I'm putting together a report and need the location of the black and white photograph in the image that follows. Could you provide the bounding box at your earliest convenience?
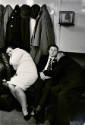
[59,11,75,25]
[0,0,85,125]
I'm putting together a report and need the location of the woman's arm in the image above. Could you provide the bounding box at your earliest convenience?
[10,49,23,66]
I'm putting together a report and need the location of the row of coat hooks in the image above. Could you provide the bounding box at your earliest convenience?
[0,3,55,19]
[0,3,55,53]
[0,4,43,19]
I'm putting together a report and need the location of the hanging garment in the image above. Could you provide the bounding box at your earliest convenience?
[0,4,5,49]
[30,4,55,64]
[5,5,21,48]
[30,4,40,43]
[20,4,30,52]
[4,5,13,38]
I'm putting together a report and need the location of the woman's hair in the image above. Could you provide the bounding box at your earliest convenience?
[5,45,17,52]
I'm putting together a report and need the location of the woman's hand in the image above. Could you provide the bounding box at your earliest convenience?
[2,79,9,87]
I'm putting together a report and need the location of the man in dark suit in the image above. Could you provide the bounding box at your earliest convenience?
[32,44,62,122]
[30,45,85,125]
[34,49,85,124]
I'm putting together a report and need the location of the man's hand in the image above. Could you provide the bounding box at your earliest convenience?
[40,72,46,80]
[40,72,51,80]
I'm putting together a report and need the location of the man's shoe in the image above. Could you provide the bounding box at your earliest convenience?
[34,109,45,123]
[24,113,31,120]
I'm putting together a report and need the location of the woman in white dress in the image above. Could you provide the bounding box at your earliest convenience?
[5,47,38,120]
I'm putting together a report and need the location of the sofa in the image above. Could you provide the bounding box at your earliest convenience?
[0,52,19,111]
[0,51,85,125]
[45,52,85,125]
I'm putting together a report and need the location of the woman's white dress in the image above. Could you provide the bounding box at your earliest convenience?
[8,48,38,91]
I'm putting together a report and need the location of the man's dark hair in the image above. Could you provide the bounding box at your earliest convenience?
[48,44,58,51]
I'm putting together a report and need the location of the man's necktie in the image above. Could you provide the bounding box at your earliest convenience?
[47,58,52,70]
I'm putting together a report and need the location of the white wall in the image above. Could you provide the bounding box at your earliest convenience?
[0,0,34,8]
[34,0,57,9]
[0,0,57,9]
[57,0,85,53]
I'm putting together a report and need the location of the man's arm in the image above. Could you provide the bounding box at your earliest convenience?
[43,56,67,77]
[37,55,48,72]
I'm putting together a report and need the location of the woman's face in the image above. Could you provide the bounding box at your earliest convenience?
[6,47,13,57]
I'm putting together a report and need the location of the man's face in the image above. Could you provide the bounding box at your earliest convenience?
[49,46,58,57]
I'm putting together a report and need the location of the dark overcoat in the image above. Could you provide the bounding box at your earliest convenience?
[20,4,30,52]
[0,5,5,49]
[5,5,21,48]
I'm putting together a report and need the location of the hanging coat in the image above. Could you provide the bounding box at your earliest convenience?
[5,5,21,48]
[20,4,30,52]
[30,4,55,64]
[0,4,5,49]
[4,5,13,38]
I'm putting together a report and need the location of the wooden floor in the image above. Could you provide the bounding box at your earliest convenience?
[0,110,50,125]
[1,110,84,125]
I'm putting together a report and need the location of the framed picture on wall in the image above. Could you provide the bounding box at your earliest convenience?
[59,11,75,26]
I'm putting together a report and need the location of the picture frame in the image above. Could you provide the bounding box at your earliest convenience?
[59,11,75,26]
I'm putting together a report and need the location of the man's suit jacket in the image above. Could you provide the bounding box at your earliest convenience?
[43,54,85,90]
[37,55,57,75]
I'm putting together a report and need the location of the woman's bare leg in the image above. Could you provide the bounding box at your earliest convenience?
[14,86,28,116]
[8,84,16,97]
[9,85,28,116]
